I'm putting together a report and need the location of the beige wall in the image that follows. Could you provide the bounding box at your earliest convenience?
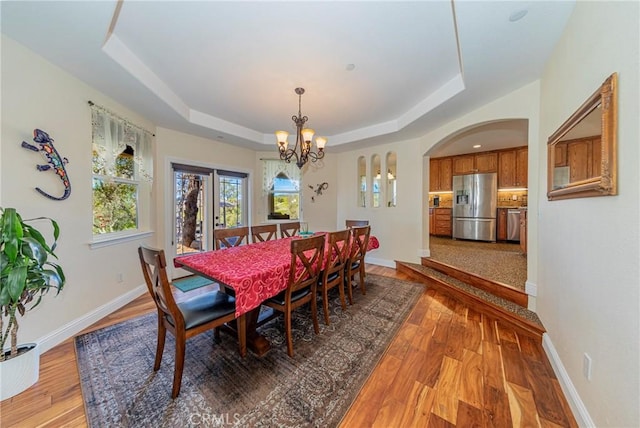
[538,1,639,426]
[0,35,155,347]
[336,138,424,266]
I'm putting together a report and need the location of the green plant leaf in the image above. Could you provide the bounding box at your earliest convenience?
[22,236,48,266]
[7,265,27,301]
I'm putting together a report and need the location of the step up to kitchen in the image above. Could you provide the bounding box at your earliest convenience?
[396,261,545,339]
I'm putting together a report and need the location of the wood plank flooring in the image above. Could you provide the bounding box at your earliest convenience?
[0,266,577,427]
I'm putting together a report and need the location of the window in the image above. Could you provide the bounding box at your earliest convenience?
[91,105,153,237]
[263,160,301,220]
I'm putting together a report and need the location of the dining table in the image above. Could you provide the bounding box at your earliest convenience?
[173,232,380,356]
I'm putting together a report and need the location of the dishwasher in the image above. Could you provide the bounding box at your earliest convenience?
[507,209,521,241]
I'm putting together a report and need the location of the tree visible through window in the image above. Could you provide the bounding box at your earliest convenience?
[91,104,153,236]
[269,173,299,220]
[92,145,138,233]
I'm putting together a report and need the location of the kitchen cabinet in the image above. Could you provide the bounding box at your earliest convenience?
[452,152,497,175]
[567,136,601,183]
[498,147,528,188]
[429,208,435,234]
[429,157,452,191]
[429,208,452,237]
[452,155,475,175]
[519,209,527,255]
[554,142,567,167]
[475,152,498,173]
[497,208,508,241]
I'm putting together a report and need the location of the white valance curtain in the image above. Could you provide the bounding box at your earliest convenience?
[262,159,301,194]
[90,103,154,182]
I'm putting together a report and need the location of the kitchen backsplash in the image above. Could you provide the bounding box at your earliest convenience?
[428,190,527,208]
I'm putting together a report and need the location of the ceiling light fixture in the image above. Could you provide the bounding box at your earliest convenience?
[275,87,326,168]
[473,144,482,148]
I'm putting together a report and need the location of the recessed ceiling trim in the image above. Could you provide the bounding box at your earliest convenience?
[190,109,263,143]
[102,33,190,120]
[397,73,465,129]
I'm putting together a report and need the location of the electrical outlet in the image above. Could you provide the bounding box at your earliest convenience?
[117,273,124,283]
[583,353,592,380]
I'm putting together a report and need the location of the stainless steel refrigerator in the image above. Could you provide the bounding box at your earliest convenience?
[452,173,497,242]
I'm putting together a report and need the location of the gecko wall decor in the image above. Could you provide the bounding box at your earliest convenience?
[308,182,328,202]
[21,129,71,201]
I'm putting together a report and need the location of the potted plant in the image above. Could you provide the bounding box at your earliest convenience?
[0,207,65,400]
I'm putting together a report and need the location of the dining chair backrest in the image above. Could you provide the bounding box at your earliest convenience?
[346,219,369,228]
[288,234,325,294]
[251,224,278,243]
[138,245,181,326]
[138,245,241,398]
[214,226,249,249]
[349,225,371,262]
[280,221,301,238]
[323,229,352,281]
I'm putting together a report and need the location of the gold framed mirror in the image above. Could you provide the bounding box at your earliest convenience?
[547,73,617,200]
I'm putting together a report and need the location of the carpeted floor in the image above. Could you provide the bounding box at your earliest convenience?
[429,236,527,290]
[75,274,423,427]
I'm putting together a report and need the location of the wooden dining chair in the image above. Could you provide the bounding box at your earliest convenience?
[214,226,249,249]
[251,224,278,243]
[263,234,324,357]
[345,225,371,304]
[138,245,246,398]
[318,229,351,325]
[345,219,369,228]
[280,221,301,238]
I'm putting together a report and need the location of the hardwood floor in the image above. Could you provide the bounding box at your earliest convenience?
[0,266,577,427]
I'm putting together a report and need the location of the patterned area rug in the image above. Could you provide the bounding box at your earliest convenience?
[75,274,423,427]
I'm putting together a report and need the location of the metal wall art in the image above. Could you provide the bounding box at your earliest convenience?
[21,129,71,201]
[309,182,328,202]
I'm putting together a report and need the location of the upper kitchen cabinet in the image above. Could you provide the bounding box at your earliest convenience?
[452,152,497,175]
[498,147,528,188]
[429,157,452,191]
[452,155,475,175]
[475,152,498,173]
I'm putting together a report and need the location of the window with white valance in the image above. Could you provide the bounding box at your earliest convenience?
[262,160,301,220]
[91,103,154,237]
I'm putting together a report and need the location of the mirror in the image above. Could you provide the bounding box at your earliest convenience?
[547,73,617,200]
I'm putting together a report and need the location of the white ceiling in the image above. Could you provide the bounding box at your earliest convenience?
[1,1,575,155]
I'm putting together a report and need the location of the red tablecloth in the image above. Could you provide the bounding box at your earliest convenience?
[174,234,379,317]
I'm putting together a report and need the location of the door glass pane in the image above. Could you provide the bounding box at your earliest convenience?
[218,173,247,228]
[174,171,207,255]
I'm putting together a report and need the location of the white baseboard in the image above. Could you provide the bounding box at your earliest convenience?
[525,280,537,296]
[37,284,147,354]
[542,333,595,427]
[365,256,395,268]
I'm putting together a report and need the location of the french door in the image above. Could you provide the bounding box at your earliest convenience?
[172,163,248,259]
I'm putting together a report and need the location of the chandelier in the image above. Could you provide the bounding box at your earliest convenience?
[275,87,326,168]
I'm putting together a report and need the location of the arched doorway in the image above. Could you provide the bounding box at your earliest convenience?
[424,119,529,292]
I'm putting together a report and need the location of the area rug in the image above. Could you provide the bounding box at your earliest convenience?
[75,274,423,427]
[172,275,214,293]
